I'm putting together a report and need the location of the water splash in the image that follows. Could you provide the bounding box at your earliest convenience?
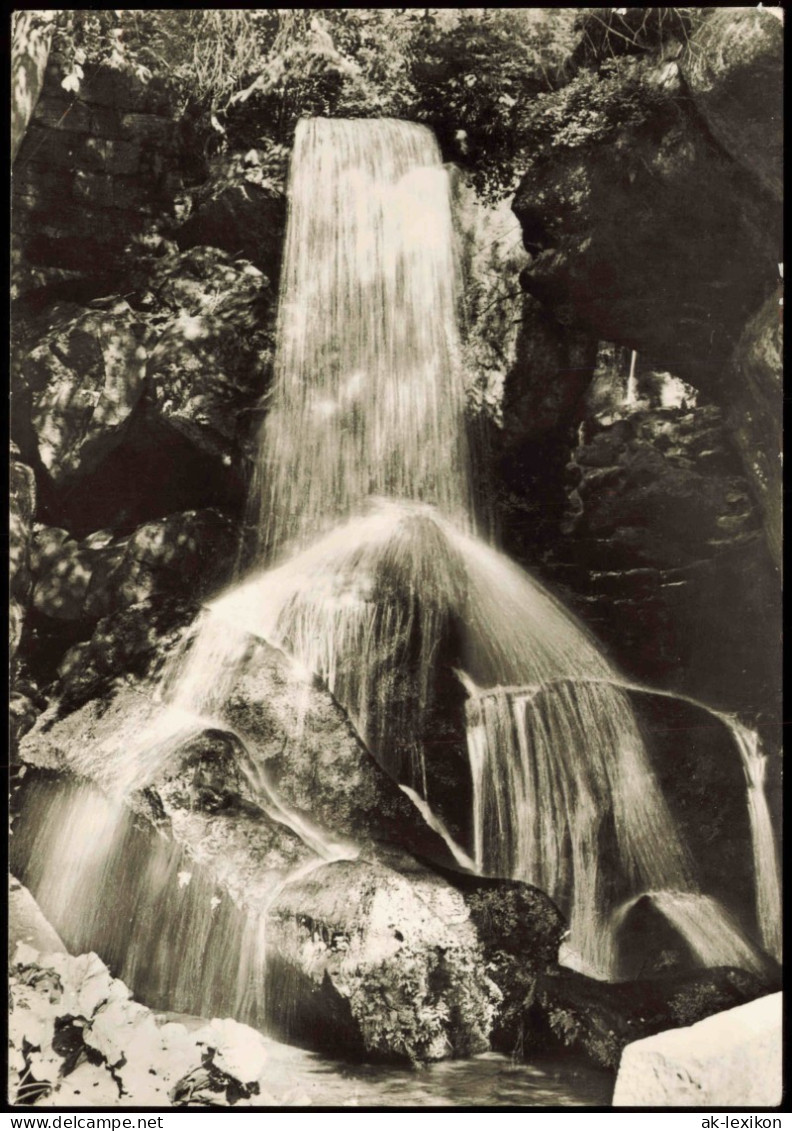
[611,890,771,980]
[158,485,780,978]
[10,777,277,1026]
[11,775,352,1029]
[399,785,477,874]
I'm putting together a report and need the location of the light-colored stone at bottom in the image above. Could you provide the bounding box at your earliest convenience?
[613,992,782,1107]
[8,875,66,958]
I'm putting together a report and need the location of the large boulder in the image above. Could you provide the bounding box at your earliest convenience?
[680,8,783,201]
[216,637,465,863]
[266,857,499,1063]
[16,690,500,1064]
[613,991,782,1107]
[19,646,459,871]
[432,871,566,1053]
[527,965,776,1072]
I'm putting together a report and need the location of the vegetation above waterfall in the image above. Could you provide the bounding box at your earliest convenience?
[42,8,702,200]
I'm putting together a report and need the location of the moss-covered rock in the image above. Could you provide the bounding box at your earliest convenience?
[266,857,499,1065]
[30,510,235,629]
[435,871,566,1054]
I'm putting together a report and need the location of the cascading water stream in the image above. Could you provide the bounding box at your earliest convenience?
[11,776,273,1027]
[253,117,474,560]
[461,674,781,965]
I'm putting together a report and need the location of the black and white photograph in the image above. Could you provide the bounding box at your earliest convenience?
[8,7,783,1113]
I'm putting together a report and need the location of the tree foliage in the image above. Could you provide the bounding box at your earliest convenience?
[48,9,699,200]
[49,9,580,200]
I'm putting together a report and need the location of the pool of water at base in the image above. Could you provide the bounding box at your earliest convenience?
[186,1026,614,1108]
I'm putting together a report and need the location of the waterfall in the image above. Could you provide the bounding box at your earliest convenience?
[463,680,695,977]
[253,118,474,560]
[11,769,350,1028]
[725,720,782,961]
[16,117,780,1010]
[624,349,638,406]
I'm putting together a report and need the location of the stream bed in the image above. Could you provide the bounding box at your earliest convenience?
[175,1027,615,1108]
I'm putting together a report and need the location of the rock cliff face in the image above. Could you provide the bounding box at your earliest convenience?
[503,8,782,721]
[509,7,782,572]
[12,53,179,306]
[12,247,275,538]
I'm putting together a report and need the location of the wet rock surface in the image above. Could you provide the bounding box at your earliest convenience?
[266,858,499,1064]
[222,635,467,867]
[10,14,781,1088]
[526,965,777,1072]
[17,690,499,1064]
